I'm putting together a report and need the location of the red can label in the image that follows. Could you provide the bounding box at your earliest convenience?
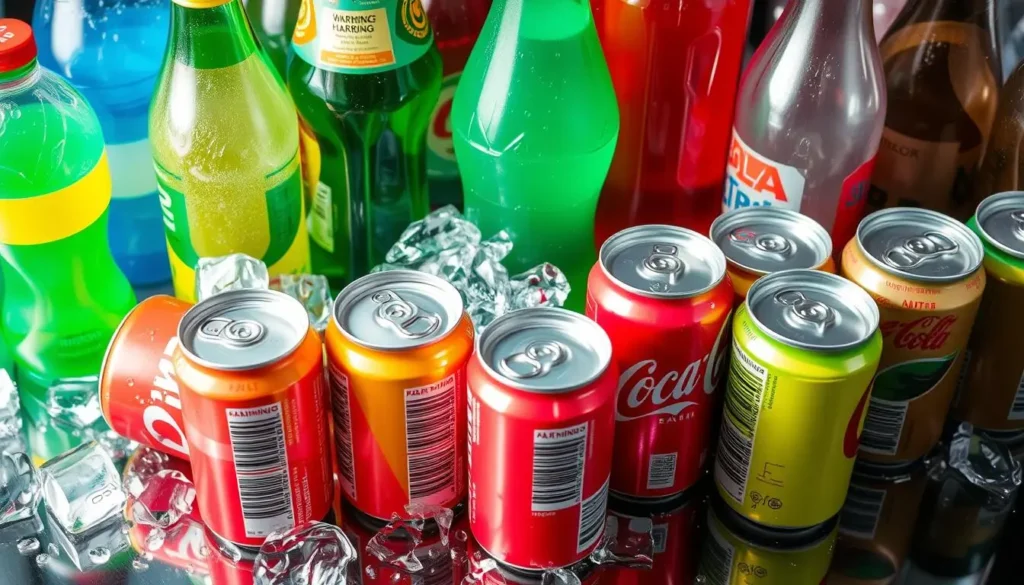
[831,157,875,256]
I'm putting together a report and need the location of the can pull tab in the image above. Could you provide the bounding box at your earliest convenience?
[640,243,683,292]
[729,229,793,260]
[1011,210,1024,242]
[885,231,959,269]
[372,289,440,339]
[499,340,570,380]
[775,290,836,335]
[197,316,266,347]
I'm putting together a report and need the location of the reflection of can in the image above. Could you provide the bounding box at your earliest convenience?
[326,270,474,521]
[955,192,1024,431]
[100,295,192,459]
[467,537,600,585]
[714,270,882,529]
[825,459,927,585]
[587,225,733,500]
[697,495,838,585]
[468,308,616,570]
[841,208,985,463]
[606,491,702,585]
[710,207,835,300]
[175,289,333,548]
[204,528,256,585]
[975,428,1024,464]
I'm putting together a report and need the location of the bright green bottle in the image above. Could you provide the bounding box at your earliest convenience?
[0,20,137,401]
[451,0,619,312]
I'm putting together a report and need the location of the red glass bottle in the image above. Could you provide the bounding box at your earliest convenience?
[593,0,753,245]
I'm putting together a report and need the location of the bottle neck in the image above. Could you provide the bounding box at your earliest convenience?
[167,0,259,70]
[0,61,40,94]
[780,0,873,35]
[899,0,995,27]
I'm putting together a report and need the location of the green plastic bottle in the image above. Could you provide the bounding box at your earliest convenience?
[451,0,619,312]
[0,19,137,401]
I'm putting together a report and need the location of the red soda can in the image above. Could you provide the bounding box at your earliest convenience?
[174,289,333,548]
[467,538,602,585]
[468,307,617,570]
[586,225,733,500]
[605,492,702,585]
[100,295,192,459]
[205,528,257,585]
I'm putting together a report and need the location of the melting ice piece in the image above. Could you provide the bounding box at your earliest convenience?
[589,516,654,570]
[366,504,456,575]
[130,469,196,530]
[46,508,129,572]
[0,451,42,540]
[46,376,103,429]
[253,521,356,585]
[0,370,22,444]
[271,274,333,334]
[464,551,505,585]
[541,568,583,585]
[195,253,270,301]
[509,263,570,311]
[384,205,482,270]
[123,448,171,499]
[41,441,126,534]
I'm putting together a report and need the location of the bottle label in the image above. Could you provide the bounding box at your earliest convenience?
[291,0,433,75]
[722,130,806,212]
[832,157,875,253]
[107,139,159,200]
[867,128,968,212]
[0,152,112,246]
[308,181,335,253]
[427,72,460,180]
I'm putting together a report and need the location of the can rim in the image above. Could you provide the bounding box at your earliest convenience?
[599,224,726,299]
[856,208,984,283]
[98,301,137,430]
[475,307,612,393]
[974,191,1024,261]
[709,207,833,275]
[708,493,838,550]
[331,269,465,352]
[851,457,924,482]
[177,289,309,371]
[470,539,597,582]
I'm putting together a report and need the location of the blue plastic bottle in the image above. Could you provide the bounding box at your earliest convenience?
[33,0,171,287]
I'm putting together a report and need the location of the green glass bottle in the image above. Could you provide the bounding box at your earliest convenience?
[451,0,619,312]
[243,0,302,78]
[288,0,442,288]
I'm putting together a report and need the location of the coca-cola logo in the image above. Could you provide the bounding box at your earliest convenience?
[879,315,956,351]
[616,311,732,422]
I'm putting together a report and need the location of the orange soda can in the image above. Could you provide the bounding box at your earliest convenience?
[710,207,835,301]
[174,289,333,548]
[325,270,474,522]
[841,208,986,463]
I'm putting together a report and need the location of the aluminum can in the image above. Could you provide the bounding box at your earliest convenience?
[954,192,1024,431]
[204,528,257,585]
[326,270,474,521]
[467,537,601,585]
[975,427,1024,465]
[586,225,733,500]
[710,207,836,300]
[825,459,928,585]
[174,289,333,548]
[605,491,701,585]
[714,270,882,528]
[841,208,986,462]
[100,294,192,459]
[468,307,616,570]
[697,495,839,585]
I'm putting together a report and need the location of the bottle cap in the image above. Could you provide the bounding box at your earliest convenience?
[0,19,37,74]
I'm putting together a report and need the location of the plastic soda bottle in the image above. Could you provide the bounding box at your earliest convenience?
[724,0,886,254]
[288,0,442,288]
[33,0,172,288]
[0,19,137,398]
[593,0,752,244]
[451,0,619,312]
[151,0,310,302]
[243,0,301,78]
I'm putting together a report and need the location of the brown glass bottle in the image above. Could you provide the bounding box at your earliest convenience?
[973,60,1024,199]
[867,0,1001,220]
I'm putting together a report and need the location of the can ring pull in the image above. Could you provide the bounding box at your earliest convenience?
[372,289,440,339]
[774,290,835,334]
[1011,210,1024,241]
[499,340,570,380]
[884,231,958,269]
[641,244,683,290]
[729,229,793,260]
[197,316,266,347]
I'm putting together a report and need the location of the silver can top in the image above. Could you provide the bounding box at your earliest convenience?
[856,208,983,283]
[333,270,464,351]
[710,208,832,275]
[477,308,612,393]
[599,224,726,299]
[178,289,310,371]
[746,270,879,352]
[975,191,1024,261]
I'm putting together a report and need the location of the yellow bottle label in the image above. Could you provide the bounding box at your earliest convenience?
[0,152,112,245]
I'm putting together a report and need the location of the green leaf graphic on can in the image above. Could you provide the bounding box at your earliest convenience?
[871,351,958,401]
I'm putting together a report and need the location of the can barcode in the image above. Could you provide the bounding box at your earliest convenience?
[859,397,908,455]
[405,375,458,504]
[698,520,735,585]
[226,403,295,537]
[531,423,587,512]
[839,483,886,539]
[330,366,357,499]
[577,478,609,553]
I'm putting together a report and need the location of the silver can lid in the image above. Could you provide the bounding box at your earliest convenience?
[746,270,879,352]
[477,308,612,393]
[710,208,832,275]
[975,191,1024,260]
[599,224,726,299]
[856,208,983,283]
[178,289,310,371]
[333,270,464,351]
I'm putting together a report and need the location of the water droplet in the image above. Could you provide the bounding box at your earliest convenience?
[89,547,111,565]
[35,554,49,566]
[17,538,39,555]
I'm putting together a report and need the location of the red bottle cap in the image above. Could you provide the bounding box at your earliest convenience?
[0,19,37,74]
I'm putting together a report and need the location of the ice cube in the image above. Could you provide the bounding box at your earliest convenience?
[541,568,583,585]
[41,441,126,534]
[0,370,22,443]
[46,508,129,572]
[195,254,270,301]
[367,504,457,576]
[509,263,570,310]
[46,376,103,429]
[253,521,356,585]
[464,551,505,585]
[0,451,42,540]
[385,205,482,269]
[122,448,171,499]
[130,469,195,530]
[588,516,654,570]
[271,274,333,334]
